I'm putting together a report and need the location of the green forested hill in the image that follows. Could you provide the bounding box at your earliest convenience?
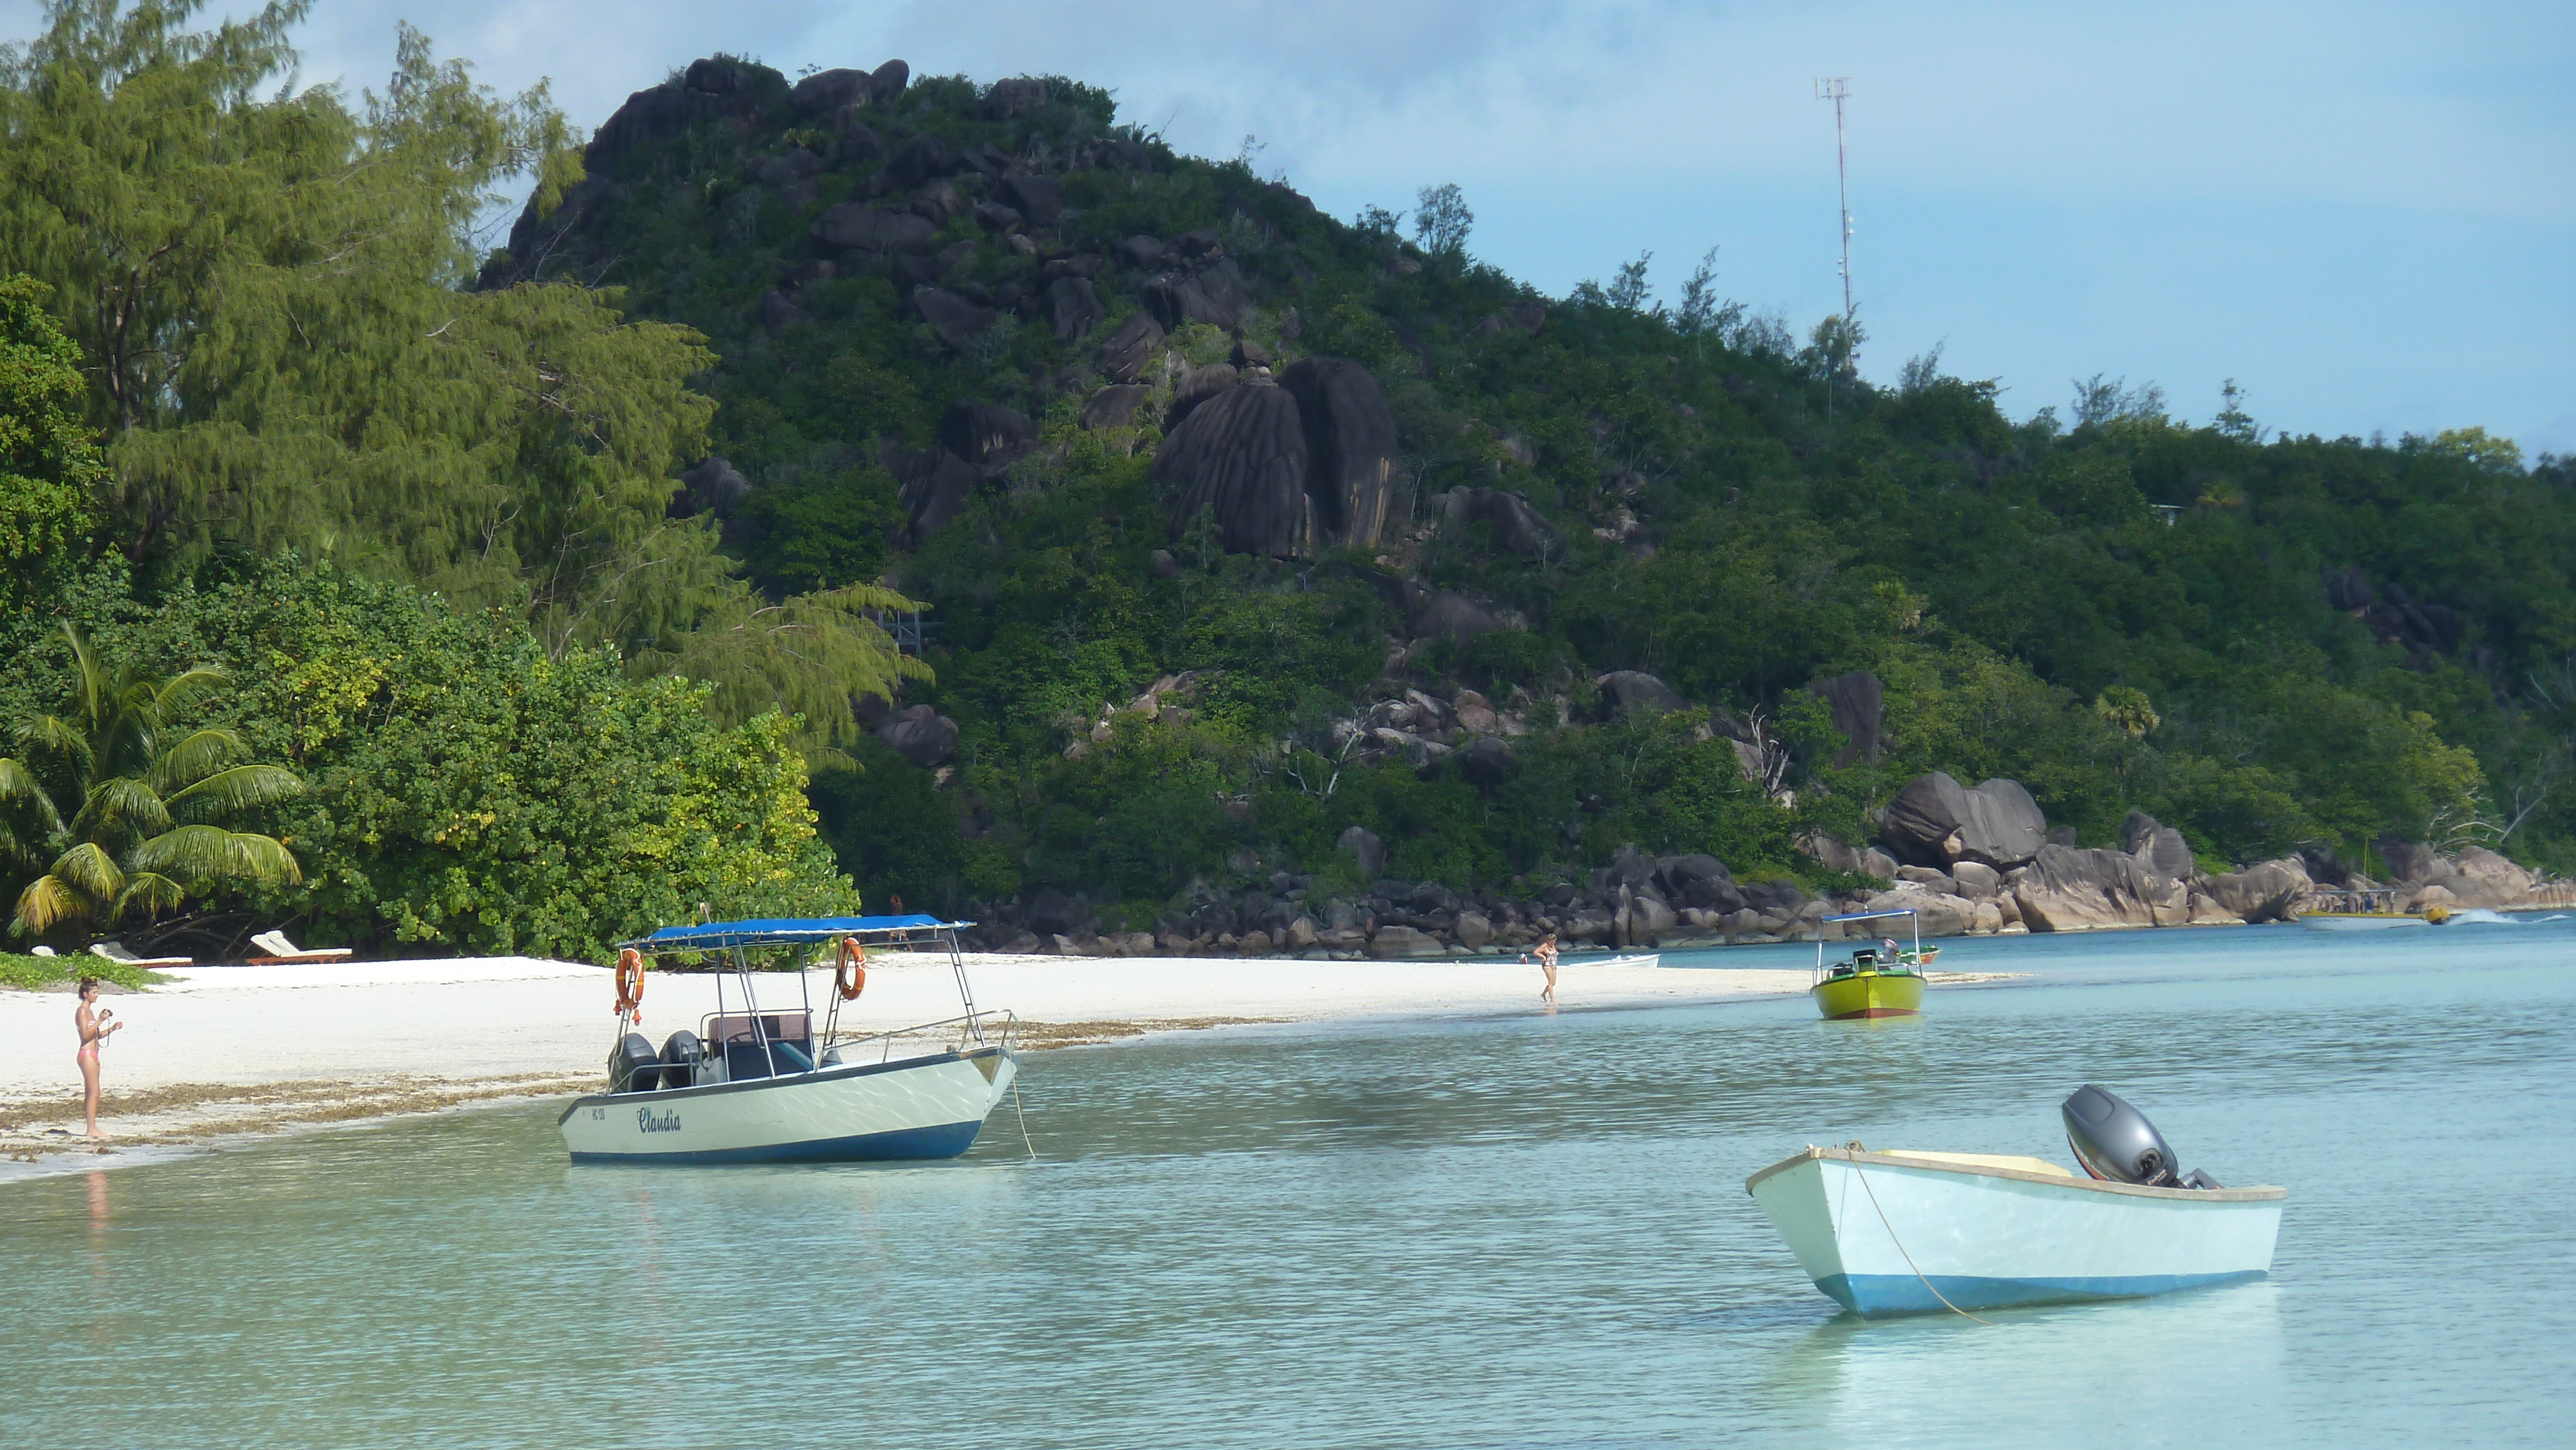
[2,7,2569,956]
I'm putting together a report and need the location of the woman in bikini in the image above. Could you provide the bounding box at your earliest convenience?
[75,979,124,1139]
[1535,934,1560,1004]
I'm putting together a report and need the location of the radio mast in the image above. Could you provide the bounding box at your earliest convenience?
[1814,77,1853,321]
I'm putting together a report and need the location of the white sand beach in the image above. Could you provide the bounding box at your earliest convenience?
[1,950,1820,1162]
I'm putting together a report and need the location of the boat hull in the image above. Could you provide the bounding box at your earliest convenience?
[2298,913,2429,931]
[1812,970,1924,1019]
[558,1044,1016,1164]
[1747,1147,2283,1317]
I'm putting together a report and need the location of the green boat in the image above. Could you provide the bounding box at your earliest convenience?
[1812,908,1931,1020]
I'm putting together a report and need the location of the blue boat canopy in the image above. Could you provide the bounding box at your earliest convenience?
[623,915,974,952]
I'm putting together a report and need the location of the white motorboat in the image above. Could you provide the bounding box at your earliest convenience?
[1747,1087,2284,1317]
[558,916,1018,1165]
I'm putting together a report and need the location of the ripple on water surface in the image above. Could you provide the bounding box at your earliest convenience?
[3,922,2573,1449]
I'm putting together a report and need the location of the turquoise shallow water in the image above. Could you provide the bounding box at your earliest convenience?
[5,922,2573,1448]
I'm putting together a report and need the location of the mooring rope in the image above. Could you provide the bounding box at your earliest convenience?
[1849,1154,1994,1326]
[1010,1074,1036,1161]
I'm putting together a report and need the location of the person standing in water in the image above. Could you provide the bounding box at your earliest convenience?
[74,979,124,1139]
[1535,934,1560,1004]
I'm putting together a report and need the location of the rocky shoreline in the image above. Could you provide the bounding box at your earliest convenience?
[960,765,2571,960]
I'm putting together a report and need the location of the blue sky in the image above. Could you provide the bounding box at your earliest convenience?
[17,1,2571,453]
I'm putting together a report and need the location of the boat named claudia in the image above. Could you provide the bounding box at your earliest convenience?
[558,915,1018,1165]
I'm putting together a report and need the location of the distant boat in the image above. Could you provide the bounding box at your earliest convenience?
[1747,1087,2284,1317]
[1810,908,1928,1019]
[2298,888,2448,930]
[558,916,1018,1165]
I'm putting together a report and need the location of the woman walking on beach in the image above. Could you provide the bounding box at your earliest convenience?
[74,979,123,1139]
[1535,934,1560,1004]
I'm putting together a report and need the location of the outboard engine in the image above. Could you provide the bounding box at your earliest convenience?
[609,1032,659,1093]
[658,1030,705,1091]
[2062,1084,2186,1186]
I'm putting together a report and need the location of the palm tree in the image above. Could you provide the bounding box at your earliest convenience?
[1,625,304,939]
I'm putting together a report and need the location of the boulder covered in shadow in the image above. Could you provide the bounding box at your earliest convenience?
[1144,257,1251,330]
[1095,312,1164,384]
[938,400,1037,471]
[1151,382,1311,556]
[1338,825,1387,878]
[1046,276,1103,343]
[1413,590,1501,640]
[1595,670,1686,718]
[1455,737,1520,790]
[1278,357,1396,552]
[1441,487,1562,560]
[677,456,752,519]
[998,172,1063,224]
[814,204,937,253]
[875,703,958,768]
[878,442,978,549]
[912,287,999,352]
[1079,384,1150,432]
[1880,772,2048,871]
[1808,670,1884,767]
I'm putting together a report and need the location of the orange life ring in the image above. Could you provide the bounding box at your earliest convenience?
[834,936,867,1001]
[614,947,646,1016]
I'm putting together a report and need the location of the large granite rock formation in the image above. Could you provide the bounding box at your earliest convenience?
[1880,773,2048,870]
[1151,357,1397,558]
[1278,357,1397,552]
[2121,809,2198,879]
[2007,845,2190,931]
[2203,857,2313,922]
[1153,382,1311,556]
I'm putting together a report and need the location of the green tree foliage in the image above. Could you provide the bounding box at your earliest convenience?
[3,624,303,937]
[15,558,859,957]
[0,274,98,616]
[4,26,2566,943]
[0,3,920,751]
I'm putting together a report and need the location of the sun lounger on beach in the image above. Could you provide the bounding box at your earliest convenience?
[251,930,354,963]
[90,941,194,968]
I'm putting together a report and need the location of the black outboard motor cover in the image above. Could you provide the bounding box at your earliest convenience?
[2062,1084,2181,1186]
[658,1030,705,1091]
[610,1032,659,1093]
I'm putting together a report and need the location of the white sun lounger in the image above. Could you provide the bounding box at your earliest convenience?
[251,930,355,963]
[89,941,194,968]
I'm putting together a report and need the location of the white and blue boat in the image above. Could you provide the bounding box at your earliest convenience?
[558,916,1018,1165]
[1746,1088,2284,1317]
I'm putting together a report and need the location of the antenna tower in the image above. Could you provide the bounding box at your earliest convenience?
[1814,77,1853,321]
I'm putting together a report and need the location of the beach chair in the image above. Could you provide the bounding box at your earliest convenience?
[90,940,194,968]
[251,930,354,963]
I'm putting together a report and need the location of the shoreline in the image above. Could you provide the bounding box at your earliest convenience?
[1,949,1820,1174]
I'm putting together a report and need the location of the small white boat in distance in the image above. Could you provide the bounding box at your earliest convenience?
[1747,1147,2283,1316]
[1747,1088,2283,1317]
[559,916,1018,1165]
